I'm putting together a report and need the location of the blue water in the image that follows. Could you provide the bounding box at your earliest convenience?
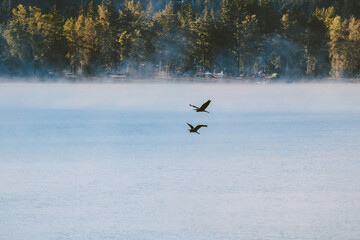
[0,83,360,239]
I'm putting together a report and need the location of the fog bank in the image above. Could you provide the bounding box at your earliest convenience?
[0,82,359,112]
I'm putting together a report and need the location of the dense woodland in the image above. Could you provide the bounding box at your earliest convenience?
[0,0,360,79]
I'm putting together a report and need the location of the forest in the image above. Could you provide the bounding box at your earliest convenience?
[0,0,360,79]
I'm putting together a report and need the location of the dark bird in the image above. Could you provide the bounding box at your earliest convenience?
[187,123,207,134]
[189,100,211,113]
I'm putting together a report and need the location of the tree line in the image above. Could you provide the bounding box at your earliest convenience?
[0,0,360,79]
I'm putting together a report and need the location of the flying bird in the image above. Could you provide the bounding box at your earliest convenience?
[187,123,207,134]
[189,100,211,113]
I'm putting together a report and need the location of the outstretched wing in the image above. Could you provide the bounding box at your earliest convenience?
[189,104,199,110]
[194,124,207,131]
[199,100,211,111]
[186,122,194,129]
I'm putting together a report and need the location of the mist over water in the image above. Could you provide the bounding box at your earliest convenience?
[0,82,360,112]
[1,82,360,240]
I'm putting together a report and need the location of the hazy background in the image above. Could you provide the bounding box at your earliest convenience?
[0,82,359,112]
[0,82,359,240]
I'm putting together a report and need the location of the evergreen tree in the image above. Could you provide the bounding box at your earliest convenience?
[118,0,151,72]
[329,16,348,78]
[177,3,196,72]
[257,0,278,34]
[302,6,336,77]
[63,17,79,73]
[153,2,183,74]
[64,11,100,75]
[191,7,216,71]
[4,4,66,74]
[347,17,360,75]
[3,5,32,62]
[279,5,308,78]
[236,15,261,76]
[87,0,97,20]
[79,0,86,16]
[40,5,67,71]
[313,6,335,29]
[213,0,236,74]
[98,0,119,71]
[305,15,330,77]
[145,0,154,18]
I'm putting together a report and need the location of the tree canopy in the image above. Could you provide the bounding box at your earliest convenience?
[1,0,360,79]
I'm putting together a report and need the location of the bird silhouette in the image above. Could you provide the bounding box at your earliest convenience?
[187,123,207,134]
[189,100,211,113]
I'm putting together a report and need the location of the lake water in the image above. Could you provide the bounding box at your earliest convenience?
[0,82,360,239]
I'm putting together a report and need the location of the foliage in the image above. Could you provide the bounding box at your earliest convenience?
[329,16,348,78]
[1,0,360,79]
[118,0,151,73]
[3,4,66,74]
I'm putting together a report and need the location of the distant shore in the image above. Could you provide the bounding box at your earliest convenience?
[1,76,360,84]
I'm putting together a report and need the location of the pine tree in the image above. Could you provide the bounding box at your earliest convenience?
[279,5,308,78]
[153,2,183,74]
[3,4,31,61]
[65,11,100,75]
[304,6,336,77]
[4,4,67,74]
[313,7,335,29]
[305,15,330,77]
[98,0,119,71]
[79,0,86,16]
[119,0,150,72]
[213,0,236,74]
[235,15,261,76]
[191,7,216,71]
[145,0,154,18]
[87,0,97,20]
[41,5,67,71]
[63,17,79,73]
[329,16,348,78]
[177,2,196,72]
[257,0,278,34]
[347,17,360,75]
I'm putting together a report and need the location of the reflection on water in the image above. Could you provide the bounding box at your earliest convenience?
[0,83,360,240]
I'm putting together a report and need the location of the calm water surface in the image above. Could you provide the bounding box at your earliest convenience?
[0,83,360,240]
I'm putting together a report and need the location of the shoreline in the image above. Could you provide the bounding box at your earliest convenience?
[1,76,360,84]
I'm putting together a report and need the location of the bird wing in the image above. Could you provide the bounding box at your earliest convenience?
[194,124,207,131]
[189,104,199,109]
[199,100,211,111]
[186,122,194,129]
